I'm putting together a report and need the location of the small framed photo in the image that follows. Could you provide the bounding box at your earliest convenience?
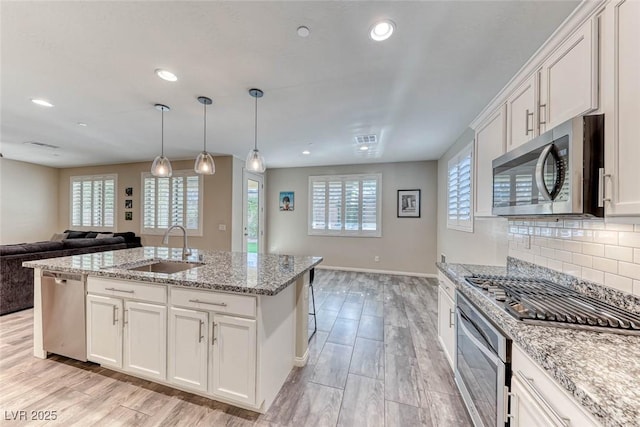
[279,191,294,211]
[125,187,133,197]
[125,211,133,221]
[397,189,421,218]
[125,199,133,209]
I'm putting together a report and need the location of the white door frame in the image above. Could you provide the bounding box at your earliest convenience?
[242,171,265,253]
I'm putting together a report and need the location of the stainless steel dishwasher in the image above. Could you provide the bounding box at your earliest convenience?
[41,271,87,361]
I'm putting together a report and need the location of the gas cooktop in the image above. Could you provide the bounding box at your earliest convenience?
[465,275,640,335]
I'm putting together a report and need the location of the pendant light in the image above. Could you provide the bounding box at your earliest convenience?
[245,88,266,173]
[194,96,215,175]
[151,104,172,177]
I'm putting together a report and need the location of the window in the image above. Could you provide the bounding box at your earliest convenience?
[447,143,473,232]
[309,173,381,237]
[142,171,203,236]
[70,174,117,230]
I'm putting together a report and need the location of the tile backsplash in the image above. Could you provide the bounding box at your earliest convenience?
[508,220,640,296]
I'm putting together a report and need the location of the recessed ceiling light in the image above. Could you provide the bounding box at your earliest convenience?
[370,20,395,41]
[359,145,369,151]
[31,98,54,107]
[155,69,178,82]
[77,122,87,127]
[297,26,310,37]
[302,150,311,155]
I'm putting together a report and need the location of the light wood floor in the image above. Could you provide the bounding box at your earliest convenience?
[0,270,471,426]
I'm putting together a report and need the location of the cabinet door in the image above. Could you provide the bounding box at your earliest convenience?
[541,19,598,130]
[86,294,122,368]
[123,301,166,381]
[603,0,640,217]
[168,307,209,393]
[210,314,257,405]
[506,74,537,150]
[510,373,569,427]
[437,287,455,370]
[474,105,506,216]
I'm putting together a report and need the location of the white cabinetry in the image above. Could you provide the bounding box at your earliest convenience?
[211,314,257,405]
[602,0,640,218]
[168,307,209,393]
[474,105,506,216]
[86,294,122,368]
[123,301,166,381]
[540,18,598,130]
[506,74,538,150]
[509,343,600,427]
[437,273,456,370]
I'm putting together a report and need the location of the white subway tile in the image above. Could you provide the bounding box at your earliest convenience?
[519,227,529,235]
[635,248,640,264]
[534,255,549,267]
[541,247,556,258]
[509,240,518,250]
[528,227,535,235]
[533,236,548,247]
[554,249,573,263]
[547,220,562,228]
[532,227,541,236]
[618,261,640,281]
[563,240,582,253]
[593,257,618,274]
[562,262,581,277]
[528,245,541,256]
[572,229,594,242]
[582,242,605,257]
[540,228,553,237]
[636,224,640,232]
[509,226,519,234]
[604,245,634,262]
[581,268,604,285]
[594,230,619,245]
[634,280,640,296]
[618,232,640,248]
[548,259,563,272]
[604,222,635,232]
[564,220,582,229]
[583,220,605,230]
[548,238,564,250]
[572,253,593,268]
[558,229,572,239]
[604,273,633,293]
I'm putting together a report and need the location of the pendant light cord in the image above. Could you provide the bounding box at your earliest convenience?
[203,102,207,152]
[161,108,165,157]
[254,95,258,151]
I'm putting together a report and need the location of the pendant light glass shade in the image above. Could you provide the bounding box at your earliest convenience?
[151,104,173,177]
[194,96,215,175]
[246,88,266,173]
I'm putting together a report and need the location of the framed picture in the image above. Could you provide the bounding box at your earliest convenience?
[125,211,133,221]
[125,199,132,209]
[279,191,294,211]
[397,189,421,218]
[125,187,133,196]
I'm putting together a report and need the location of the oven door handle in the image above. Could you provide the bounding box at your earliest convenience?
[457,312,502,365]
[535,143,564,202]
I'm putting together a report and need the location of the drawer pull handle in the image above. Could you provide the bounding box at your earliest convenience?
[105,287,134,294]
[515,371,570,426]
[112,306,118,326]
[189,299,227,307]
[212,322,218,345]
[198,320,204,343]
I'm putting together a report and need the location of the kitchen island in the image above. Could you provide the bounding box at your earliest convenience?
[23,246,322,413]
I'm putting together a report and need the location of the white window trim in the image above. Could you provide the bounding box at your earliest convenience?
[447,143,474,233]
[308,173,382,238]
[69,174,118,232]
[140,170,204,237]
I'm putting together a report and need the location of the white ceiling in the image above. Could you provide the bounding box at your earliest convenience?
[0,1,580,169]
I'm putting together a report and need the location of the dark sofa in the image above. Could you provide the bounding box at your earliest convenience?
[0,230,142,315]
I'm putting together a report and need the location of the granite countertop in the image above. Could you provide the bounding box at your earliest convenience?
[436,262,640,427]
[23,247,323,296]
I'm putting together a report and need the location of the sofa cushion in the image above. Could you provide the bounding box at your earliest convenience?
[113,232,136,243]
[0,245,28,256]
[62,236,124,249]
[96,233,114,239]
[50,232,69,242]
[20,241,65,252]
[85,232,99,238]
[65,230,89,239]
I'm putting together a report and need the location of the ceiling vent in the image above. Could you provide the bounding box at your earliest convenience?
[23,141,59,149]
[354,134,377,145]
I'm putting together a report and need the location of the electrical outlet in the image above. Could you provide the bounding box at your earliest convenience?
[441,253,447,263]
[218,224,226,231]
[374,256,380,262]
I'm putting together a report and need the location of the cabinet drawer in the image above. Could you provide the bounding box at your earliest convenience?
[87,277,167,304]
[170,287,256,318]
[438,272,456,300]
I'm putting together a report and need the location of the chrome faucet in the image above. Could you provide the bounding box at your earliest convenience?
[162,225,192,259]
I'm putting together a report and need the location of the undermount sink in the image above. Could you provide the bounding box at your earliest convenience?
[126,260,204,274]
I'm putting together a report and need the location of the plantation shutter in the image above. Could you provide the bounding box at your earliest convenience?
[447,144,474,231]
[70,175,116,229]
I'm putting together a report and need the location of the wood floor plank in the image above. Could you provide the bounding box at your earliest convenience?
[362,299,384,317]
[327,318,359,346]
[349,337,384,380]
[384,325,416,358]
[92,404,149,426]
[311,342,353,389]
[385,400,434,427]
[337,374,384,427]
[307,330,329,365]
[289,382,343,427]
[357,315,384,341]
[316,309,339,332]
[426,390,473,426]
[384,354,423,407]
[338,302,363,320]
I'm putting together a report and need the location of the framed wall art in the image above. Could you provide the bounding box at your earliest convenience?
[397,189,421,218]
[279,191,294,211]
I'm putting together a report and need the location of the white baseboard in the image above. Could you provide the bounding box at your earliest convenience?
[293,349,309,367]
[316,265,437,278]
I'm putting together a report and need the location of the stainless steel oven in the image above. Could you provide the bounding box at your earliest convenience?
[492,114,604,217]
[455,291,511,427]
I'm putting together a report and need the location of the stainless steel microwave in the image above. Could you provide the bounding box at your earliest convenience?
[492,114,604,217]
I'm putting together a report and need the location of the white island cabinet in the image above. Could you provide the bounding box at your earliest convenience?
[437,272,456,370]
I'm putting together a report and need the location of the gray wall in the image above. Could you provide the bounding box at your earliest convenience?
[436,128,509,266]
[266,161,438,275]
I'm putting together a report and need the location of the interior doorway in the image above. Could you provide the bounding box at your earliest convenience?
[243,171,264,253]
